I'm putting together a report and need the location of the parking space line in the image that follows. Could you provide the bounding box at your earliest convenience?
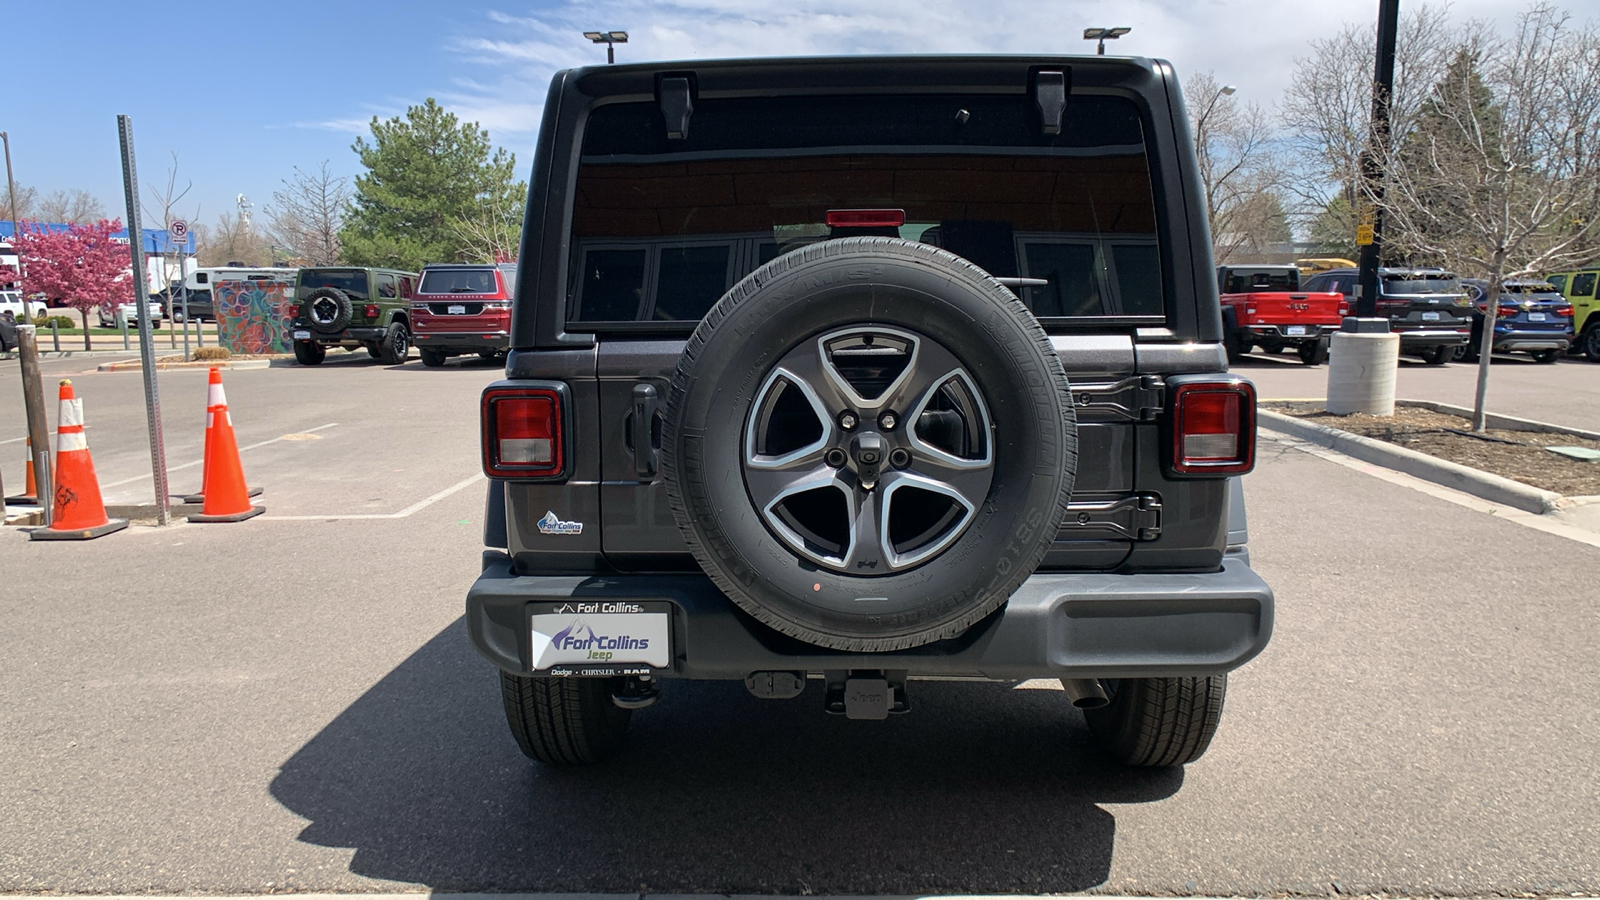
[97,423,341,489]
[0,428,73,445]
[258,472,486,521]
[1263,431,1600,549]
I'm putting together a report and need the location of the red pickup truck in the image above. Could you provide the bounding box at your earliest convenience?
[1218,265,1347,365]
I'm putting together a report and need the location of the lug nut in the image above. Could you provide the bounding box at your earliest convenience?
[889,448,911,469]
[824,448,848,468]
[879,412,898,430]
[839,412,858,431]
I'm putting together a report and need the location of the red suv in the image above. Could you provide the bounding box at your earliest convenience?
[411,263,517,367]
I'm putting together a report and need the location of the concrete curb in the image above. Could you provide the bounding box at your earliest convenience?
[97,357,273,372]
[1258,408,1565,515]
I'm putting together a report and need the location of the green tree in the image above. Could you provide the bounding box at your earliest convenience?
[340,99,526,269]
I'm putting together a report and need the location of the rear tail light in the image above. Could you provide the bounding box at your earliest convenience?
[826,208,906,228]
[1497,304,1519,318]
[1338,304,1350,315]
[1171,380,1256,476]
[482,385,568,479]
[1558,304,1574,317]
[364,304,380,318]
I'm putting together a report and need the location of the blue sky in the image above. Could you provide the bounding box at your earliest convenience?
[9,0,1596,238]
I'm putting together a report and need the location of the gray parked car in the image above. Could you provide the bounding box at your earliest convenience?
[467,55,1275,768]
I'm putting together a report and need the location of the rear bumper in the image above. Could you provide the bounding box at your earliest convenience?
[1243,324,1333,342]
[465,552,1275,681]
[1396,328,1470,347]
[413,331,509,351]
[1493,331,1571,352]
[294,326,385,343]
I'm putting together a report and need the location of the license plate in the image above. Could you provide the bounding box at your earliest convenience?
[447,304,467,315]
[1422,311,1441,321]
[1529,312,1546,322]
[1285,325,1307,336]
[293,330,311,340]
[529,601,671,674]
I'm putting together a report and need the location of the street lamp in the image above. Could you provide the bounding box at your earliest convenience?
[1082,26,1131,55]
[583,30,629,64]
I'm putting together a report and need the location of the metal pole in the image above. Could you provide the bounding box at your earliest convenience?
[49,319,58,352]
[121,313,130,350]
[17,325,53,526]
[2,131,21,281]
[1355,0,1400,319]
[117,115,170,525]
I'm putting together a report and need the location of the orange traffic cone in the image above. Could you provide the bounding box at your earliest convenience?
[31,380,127,541]
[188,367,264,523]
[181,367,261,504]
[4,436,50,506]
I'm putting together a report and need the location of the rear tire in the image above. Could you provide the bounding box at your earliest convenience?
[378,322,410,365]
[500,672,632,765]
[419,347,447,367]
[1531,349,1560,364]
[1224,327,1246,364]
[1084,675,1228,767]
[1582,324,1600,362]
[1297,340,1328,366]
[1423,344,1454,365]
[292,341,325,366]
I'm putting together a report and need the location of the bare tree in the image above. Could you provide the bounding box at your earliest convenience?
[35,189,106,224]
[198,212,271,266]
[1,184,38,221]
[1282,3,1461,250]
[1185,71,1289,263]
[141,152,201,292]
[1372,4,1600,430]
[266,162,350,266]
[450,184,524,264]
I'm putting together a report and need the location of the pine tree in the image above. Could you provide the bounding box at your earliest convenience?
[340,99,526,270]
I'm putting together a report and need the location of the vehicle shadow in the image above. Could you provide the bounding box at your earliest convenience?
[270,619,1182,894]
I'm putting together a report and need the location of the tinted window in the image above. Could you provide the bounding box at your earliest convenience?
[377,274,397,298]
[578,249,647,320]
[299,270,370,300]
[1022,243,1101,316]
[654,245,732,321]
[420,268,499,295]
[1111,244,1162,315]
[1382,274,1460,295]
[1546,273,1567,292]
[1571,272,1597,297]
[1223,268,1299,293]
[570,93,1161,324]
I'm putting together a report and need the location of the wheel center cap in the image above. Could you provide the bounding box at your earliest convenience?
[849,432,885,489]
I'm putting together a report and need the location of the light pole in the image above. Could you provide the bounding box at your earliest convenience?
[1082,27,1131,55]
[2,131,21,281]
[583,31,629,64]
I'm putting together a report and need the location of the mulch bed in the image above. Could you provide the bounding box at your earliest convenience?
[1266,403,1600,497]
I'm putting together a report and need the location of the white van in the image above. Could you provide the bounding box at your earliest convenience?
[0,289,48,321]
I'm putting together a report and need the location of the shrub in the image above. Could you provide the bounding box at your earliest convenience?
[33,314,77,329]
[191,346,231,361]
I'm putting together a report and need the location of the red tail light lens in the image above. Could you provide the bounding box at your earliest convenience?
[826,208,906,228]
[1558,304,1574,317]
[482,386,566,479]
[1497,304,1520,318]
[364,304,380,318]
[1171,380,1256,475]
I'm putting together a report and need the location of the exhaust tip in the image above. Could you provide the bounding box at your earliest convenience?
[1060,678,1110,709]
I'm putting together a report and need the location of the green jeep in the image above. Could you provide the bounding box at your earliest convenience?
[1546,268,1600,360]
[290,267,419,366]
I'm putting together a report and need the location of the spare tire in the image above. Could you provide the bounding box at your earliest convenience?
[304,287,353,333]
[662,237,1077,652]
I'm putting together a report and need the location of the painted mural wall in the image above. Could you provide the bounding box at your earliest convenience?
[214,279,297,354]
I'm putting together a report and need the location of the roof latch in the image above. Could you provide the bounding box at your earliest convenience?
[658,76,694,140]
[1035,70,1066,135]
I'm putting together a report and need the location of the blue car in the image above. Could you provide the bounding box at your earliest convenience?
[1458,278,1573,363]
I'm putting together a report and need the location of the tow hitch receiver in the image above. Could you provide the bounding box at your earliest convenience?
[825,670,909,719]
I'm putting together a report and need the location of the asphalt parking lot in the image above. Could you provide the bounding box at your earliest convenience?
[1,348,1598,895]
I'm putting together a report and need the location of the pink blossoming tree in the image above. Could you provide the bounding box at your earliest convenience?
[9,219,133,349]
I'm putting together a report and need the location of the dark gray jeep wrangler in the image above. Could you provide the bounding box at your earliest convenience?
[467,55,1274,767]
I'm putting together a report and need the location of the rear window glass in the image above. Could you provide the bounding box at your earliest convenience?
[1222,268,1299,293]
[1571,272,1597,297]
[569,93,1162,325]
[420,268,501,295]
[1382,273,1460,295]
[299,270,369,300]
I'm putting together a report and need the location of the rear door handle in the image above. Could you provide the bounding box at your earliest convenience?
[631,383,659,480]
